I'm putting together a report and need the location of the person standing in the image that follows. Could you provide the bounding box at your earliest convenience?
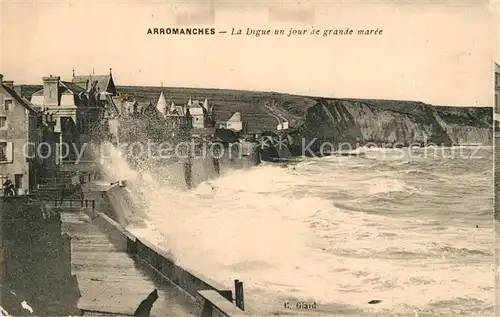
[3,178,14,197]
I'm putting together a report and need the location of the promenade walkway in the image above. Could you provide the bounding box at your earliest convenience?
[60,209,199,316]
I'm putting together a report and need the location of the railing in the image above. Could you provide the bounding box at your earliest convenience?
[41,171,98,184]
[40,177,74,184]
[1,194,38,201]
[59,161,98,172]
[47,199,96,212]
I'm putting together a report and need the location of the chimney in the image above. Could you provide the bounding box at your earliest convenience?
[3,81,14,89]
[42,75,60,106]
[14,85,23,96]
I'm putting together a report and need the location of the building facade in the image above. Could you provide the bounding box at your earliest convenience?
[217,112,243,132]
[186,97,216,137]
[0,74,55,194]
[157,94,216,138]
[30,71,117,162]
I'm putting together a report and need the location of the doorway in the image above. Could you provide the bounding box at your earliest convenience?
[14,174,23,191]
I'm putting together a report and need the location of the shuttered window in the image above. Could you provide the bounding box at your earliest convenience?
[0,142,13,163]
[4,100,12,111]
[0,142,6,161]
[0,116,6,129]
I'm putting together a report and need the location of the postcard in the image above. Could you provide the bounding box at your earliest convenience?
[0,1,495,316]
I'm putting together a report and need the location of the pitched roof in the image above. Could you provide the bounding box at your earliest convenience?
[89,75,112,92]
[73,75,90,82]
[2,84,37,113]
[73,74,114,94]
[60,81,86,94]
[227,112,241,122]
[31,80,85,97]
[31,89,43,96]
[175,105,185,115]
[72,75,90,89]
[214,112,234,122]
[169,101,176,112]
[156,91,168,117]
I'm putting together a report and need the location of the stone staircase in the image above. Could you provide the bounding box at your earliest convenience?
[36,171,97,200]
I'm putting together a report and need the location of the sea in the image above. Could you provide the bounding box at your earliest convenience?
[101,145,494,317]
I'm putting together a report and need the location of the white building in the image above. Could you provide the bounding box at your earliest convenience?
[277,121,289,131]
[218,112,243,132]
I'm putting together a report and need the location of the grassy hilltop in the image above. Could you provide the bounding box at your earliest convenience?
[19,85,492,147]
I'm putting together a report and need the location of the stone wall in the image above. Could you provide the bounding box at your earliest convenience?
[0,198,80,316]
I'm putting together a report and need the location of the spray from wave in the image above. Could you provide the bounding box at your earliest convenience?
[97,144,493,316]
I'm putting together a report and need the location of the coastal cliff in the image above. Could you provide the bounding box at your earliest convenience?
[288,99,492,154]
[110,86,494,150]
[18,85,492,150]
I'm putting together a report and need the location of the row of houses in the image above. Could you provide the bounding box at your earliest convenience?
[28,69,246,140]
[113,90,244,135]
[0,69,247,194]
[0,74,59,194]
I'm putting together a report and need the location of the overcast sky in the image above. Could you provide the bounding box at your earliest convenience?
[493,0,500,64]
[0,0,496,107]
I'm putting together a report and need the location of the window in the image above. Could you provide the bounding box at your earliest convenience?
[0,116,6,129]
[0,142,12,163]
[14,174,23,189]
[4,100,12,111]
[0,142,7,161]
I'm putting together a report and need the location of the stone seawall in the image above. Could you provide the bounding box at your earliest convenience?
[191,143,261,187]
[118,143,261,190]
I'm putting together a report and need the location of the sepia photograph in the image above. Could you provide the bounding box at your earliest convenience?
[494,0,500,315]
[0,1,495,316]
